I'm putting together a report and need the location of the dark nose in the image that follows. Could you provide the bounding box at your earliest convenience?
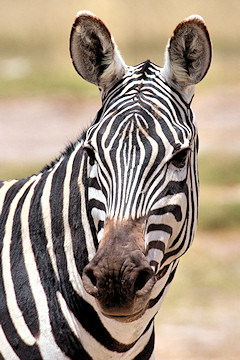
[82,218,157,318]
[82,250,155,313]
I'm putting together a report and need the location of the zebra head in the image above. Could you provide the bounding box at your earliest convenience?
[70,12,211,322]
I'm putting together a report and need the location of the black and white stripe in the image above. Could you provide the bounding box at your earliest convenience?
[0,11,211,360]
[0,139,156,359]
[86,62,198,272]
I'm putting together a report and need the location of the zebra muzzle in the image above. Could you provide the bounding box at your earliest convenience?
[82,219,156,321]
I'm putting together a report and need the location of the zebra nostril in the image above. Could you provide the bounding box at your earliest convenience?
[134,268,154,294]
[82,267,98,297]
[86,269,97,287]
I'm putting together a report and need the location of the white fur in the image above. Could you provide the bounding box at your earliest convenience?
[71,11,127,94]
[58,290,154,360]
[99,37,127,93]
[41,159,63,282]
[162,48,195,103]
[0,325,21,359]
[185,14,204,22]
[162,15,211,103]
[2,177,37,346]
[76,10,96,18]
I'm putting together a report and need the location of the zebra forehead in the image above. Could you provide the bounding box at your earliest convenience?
[85,61,194,150]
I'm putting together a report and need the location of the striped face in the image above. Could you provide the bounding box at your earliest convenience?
[85,61,198,273]
[71,11,211,326]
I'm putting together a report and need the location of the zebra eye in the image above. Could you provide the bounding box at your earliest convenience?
[84,146,96,165]
[171,149,190,168]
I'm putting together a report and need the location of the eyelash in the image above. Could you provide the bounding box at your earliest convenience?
[171,148,190,168]
[85,147,96,165]
[84,146,190,168]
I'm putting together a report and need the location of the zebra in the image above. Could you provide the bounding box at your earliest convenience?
[0,11,211,360]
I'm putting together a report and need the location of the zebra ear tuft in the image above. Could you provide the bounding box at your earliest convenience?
[70,11,127,92]
[163,15,212,102]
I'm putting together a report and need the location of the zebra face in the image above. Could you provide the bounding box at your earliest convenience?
[84,61,198,268]
[70,12,211,321]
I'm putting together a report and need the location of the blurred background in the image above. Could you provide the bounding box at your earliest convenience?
[0,0,239,359]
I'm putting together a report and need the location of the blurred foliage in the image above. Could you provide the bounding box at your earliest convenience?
[0,0,240,96]
[199,154,240,186]
[198,154,240,231]
[199,201,240,231]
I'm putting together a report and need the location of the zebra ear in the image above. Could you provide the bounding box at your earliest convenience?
[163,15,212,102]
[70,11,127,92]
